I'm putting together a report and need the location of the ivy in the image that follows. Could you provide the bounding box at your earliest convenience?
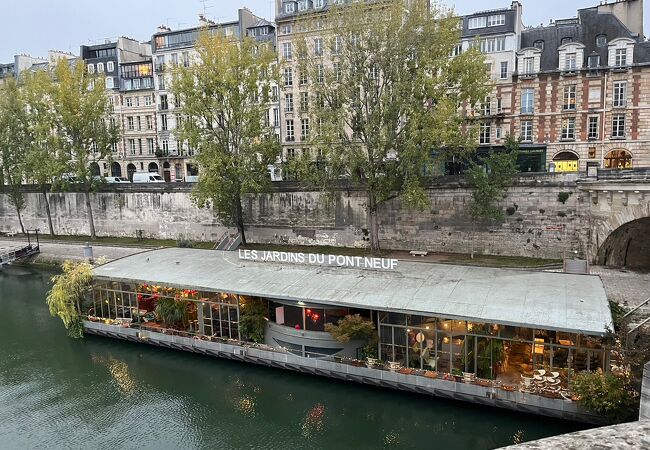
[46,261,93,339]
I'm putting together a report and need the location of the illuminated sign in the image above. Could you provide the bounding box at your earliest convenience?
[238,249,398,271]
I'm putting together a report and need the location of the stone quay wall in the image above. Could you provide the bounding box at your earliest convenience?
[0,174,585,259]
[641,361,650,421]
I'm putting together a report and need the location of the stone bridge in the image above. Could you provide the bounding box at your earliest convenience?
[579,169,650,269]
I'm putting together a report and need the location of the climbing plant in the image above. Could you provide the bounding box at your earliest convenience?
[46,261,94,339]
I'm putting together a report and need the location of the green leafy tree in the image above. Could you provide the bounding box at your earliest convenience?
[291,0,489,252]
[22,70,65,236]
[571,370,638,423]
[172,31,281,245]
[239,297,268,343]
[0,78,30,234]
[47,260,94,338]
[466,135,519,258]
[50,59,119,239]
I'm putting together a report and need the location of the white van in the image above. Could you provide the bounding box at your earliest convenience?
[183,175,199,183]
[132,172,165,183]
[105,176,130,183]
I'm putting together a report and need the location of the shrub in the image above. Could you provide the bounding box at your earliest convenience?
[558,192,571,204]
[155,297,189,328]
[177,235,195,248]
[239,297,268,343]
[571,370,638,423]
[325,314,375,343]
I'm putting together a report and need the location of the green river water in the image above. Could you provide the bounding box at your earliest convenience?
[0,266,587,449]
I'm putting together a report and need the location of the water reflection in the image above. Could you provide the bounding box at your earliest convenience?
[0,267,588,449]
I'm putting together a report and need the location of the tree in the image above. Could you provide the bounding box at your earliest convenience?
[466,135,519,258]
[239,297,268,343]
[22,69,64,236]
[49,59,119,239]
[47,260,94,339]
[291,0,489,252]
[0,78,30,234]
[172,31,281,245]
[571,370,638,423]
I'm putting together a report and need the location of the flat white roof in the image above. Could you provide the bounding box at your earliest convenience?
[93,248,613,335]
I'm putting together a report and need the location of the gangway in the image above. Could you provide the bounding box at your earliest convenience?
[0,229,41,268]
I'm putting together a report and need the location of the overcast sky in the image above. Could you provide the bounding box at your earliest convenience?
[2,0,648,62]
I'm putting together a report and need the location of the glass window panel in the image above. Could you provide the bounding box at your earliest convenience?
[305,307,324,332]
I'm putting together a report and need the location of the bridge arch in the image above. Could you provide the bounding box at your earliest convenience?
[595,202,650,269]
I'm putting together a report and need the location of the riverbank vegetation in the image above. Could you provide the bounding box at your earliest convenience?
[46,261,93,338]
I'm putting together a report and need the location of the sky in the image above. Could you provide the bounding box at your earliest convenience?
[1,0,649,62]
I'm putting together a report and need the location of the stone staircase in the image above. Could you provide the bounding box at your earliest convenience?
[214,232,242,251]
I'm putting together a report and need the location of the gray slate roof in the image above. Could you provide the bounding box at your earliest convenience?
[94,248,613,335]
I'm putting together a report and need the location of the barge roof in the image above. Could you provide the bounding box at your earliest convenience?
[93,248,613,336]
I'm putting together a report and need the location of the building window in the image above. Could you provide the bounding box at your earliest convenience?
[564,53,577,72]
[144,96,152,106]
[615,48,628,67]
[521,120,533,142]
[285,93,294,112]
[161,140,169,154]
[127,116,134,130]
[478,36,506,53]
[182,52,190,67]
[146,115,153,130]
[333,62,342,81]
[273,108,280,127]
[523,57,534,75]
[283,67,293,86]
[105,77,114,89]
[128,139,136,155]
[299,70,308,85]
[588,55,600,69]
[604,149,632,169]
[561,37,573,44]
[160,94,168,110]
[97,62,104,73]
[315,0,324,8]
[301,118,310,140]
[286,120,295,141]
[161,114,168,131]
[499,61,508,79]
[281,25,292,35]
[496,97,503,113]
[561,118,575,140]
[479,123,491,144]
[300,91,309,111]
[87,64,95,74]
[482,97,491,116]
[286,2,295,13]
[171,53,178,66]
[487,14,505,27]
[314,38,323,56]
[613,81,627,107]
[495,126,502,139]
[147,138,154,155]
[333,36,342,54]
[563,85,576,110]
[157,75,165,90]
[272,86,279,102]
[533,40,544,50]
[521,89,534,114]
[468,16,487,29]
[596,35,607,47]
[612,114,626,138]
[588,116,599,140]
[107,61,114,72]
[282,42,292,60]
[316,65,324,83]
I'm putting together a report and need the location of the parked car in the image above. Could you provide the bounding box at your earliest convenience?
[132,172,165,183]
[105,177,130,183]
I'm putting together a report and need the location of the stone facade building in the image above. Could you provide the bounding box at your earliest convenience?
[151,9,278,182]
[511,0,649,173]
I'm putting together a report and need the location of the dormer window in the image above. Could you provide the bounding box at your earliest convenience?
[561,37,573,44]
[314,0,324,8]
[298,0,308,11]
[285,2,295,13]
[533,40,544,50]
[596,35,607,47]
[615,48,628,67]
[588,54,600,69]
[468,16,487,29]
[564,53,577,72]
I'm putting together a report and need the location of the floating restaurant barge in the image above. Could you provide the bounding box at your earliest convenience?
[85,248,614,424]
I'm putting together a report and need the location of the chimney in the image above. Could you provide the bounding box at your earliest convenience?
[157,25,171,33]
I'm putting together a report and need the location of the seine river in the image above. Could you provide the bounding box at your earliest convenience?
[0,266,586,449]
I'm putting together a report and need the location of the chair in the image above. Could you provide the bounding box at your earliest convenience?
[463,372,477,383]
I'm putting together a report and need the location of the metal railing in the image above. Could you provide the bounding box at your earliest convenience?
[623,297,650,318]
